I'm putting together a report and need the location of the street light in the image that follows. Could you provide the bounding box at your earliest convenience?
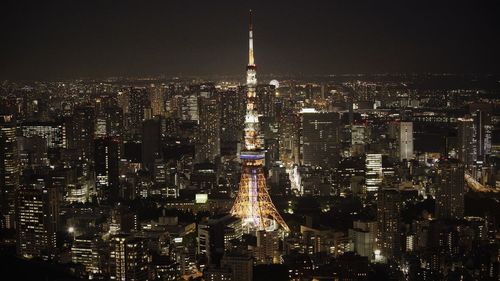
[68,226,75,239]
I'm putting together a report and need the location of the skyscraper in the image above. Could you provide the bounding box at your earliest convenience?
[129,88,150,132]
[149,84,165,117]
[110,235,149,281]
[435,158,465,219]
[256,84,277,119]
[0,115,19,229]
[399,122,413,161]
[365,153,383,192]
[221,251,253,281]
[142,118,162,172]
[300,110,340,169]
[94,137,120,202]
[71,234,104,277]
[218,89,244,155]
[377,188,401,261]
[197,97,220,163]
[16,180,58,259]
[457,117,476,168]
[231,10,289,233]
[70,106,95,164]
[473,110,491,162]
[20,121,67,149]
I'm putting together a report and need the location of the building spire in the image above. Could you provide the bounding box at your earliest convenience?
[248,9,255,66]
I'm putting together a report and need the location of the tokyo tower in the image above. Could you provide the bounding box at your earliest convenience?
[230,10,290,233]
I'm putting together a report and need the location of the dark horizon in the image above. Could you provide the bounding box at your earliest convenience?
[1,0,500,80]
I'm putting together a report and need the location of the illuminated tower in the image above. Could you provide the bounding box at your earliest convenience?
[231,10,289,233]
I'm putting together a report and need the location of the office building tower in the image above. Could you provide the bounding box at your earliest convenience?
[300,110,340,169]
[94,137,120,202]
[149,85,165,117]
[256,84,276,119]
[129,88,150,131]
[110,235,149,281]
[399,122,413,161]
[457,117,476,168]
[71,235,104,277]
[16,181,58,259]
[473,110,492,162]
[231,11,289,233]
[279,112,300,166]
[109,204,138,235]
[197,215,243,265]
[221,252,253,281]
[365,154,383,192]
[117,91,130,114]
[254,230,281,264]
[349,228,374,258]
[0,115,19,229]
[377,188,401,261]
[95,106,123,139]
[142,118,162,171]
[351,124,366,156]
[70,106,95,163]
[18,135,49,170]
[197,97,220,163]
[19,121,67,149]
[435,158,465,219]
[218,89,244,154]
[180,94,199,122]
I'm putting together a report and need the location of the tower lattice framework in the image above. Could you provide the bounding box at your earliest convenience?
[230,10,289,233]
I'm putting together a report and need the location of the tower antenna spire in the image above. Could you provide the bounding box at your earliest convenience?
[248,9,254,66]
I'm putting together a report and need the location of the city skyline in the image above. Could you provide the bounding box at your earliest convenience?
[0,2,499,281]
[1,0,500,80]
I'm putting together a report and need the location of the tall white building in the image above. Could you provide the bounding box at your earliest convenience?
[399,122,413,161]
[365,154,382,192]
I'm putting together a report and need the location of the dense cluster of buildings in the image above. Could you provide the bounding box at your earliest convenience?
[0,12,500,281]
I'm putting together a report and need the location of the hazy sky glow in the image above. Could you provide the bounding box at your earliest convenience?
[1,0,499,79]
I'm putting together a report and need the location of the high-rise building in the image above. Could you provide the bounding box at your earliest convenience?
[71,235,104,277]
[254,230,281,264]
[142,118,162,171]
[149,85,165,117]
[218,89,244,154]
[399,122,413,161]
[377,188,401,261]
[197,97,220,163]
[300,110,340,169]
[472,109,493,164]
[20,121,67,149]
[94,137,120,202]
[197,215,242,265]
[16,180,58,259]
[351,124,366,156]
[256,84,276,119]
[70,106,95,163]
[365,154,382,192]
[457,117,476,168]
[221,252,253,281]
[109,204,138,235]
[181,94,199,122]
[435,158,465,219]
[230,11,289,233]
[0,115,19,229]
[95,106,123,139]
[129,88,150,131]
[110,235,149,281]
[117,91,130,114]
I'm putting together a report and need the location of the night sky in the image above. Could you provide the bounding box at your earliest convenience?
[1,0,499,80]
